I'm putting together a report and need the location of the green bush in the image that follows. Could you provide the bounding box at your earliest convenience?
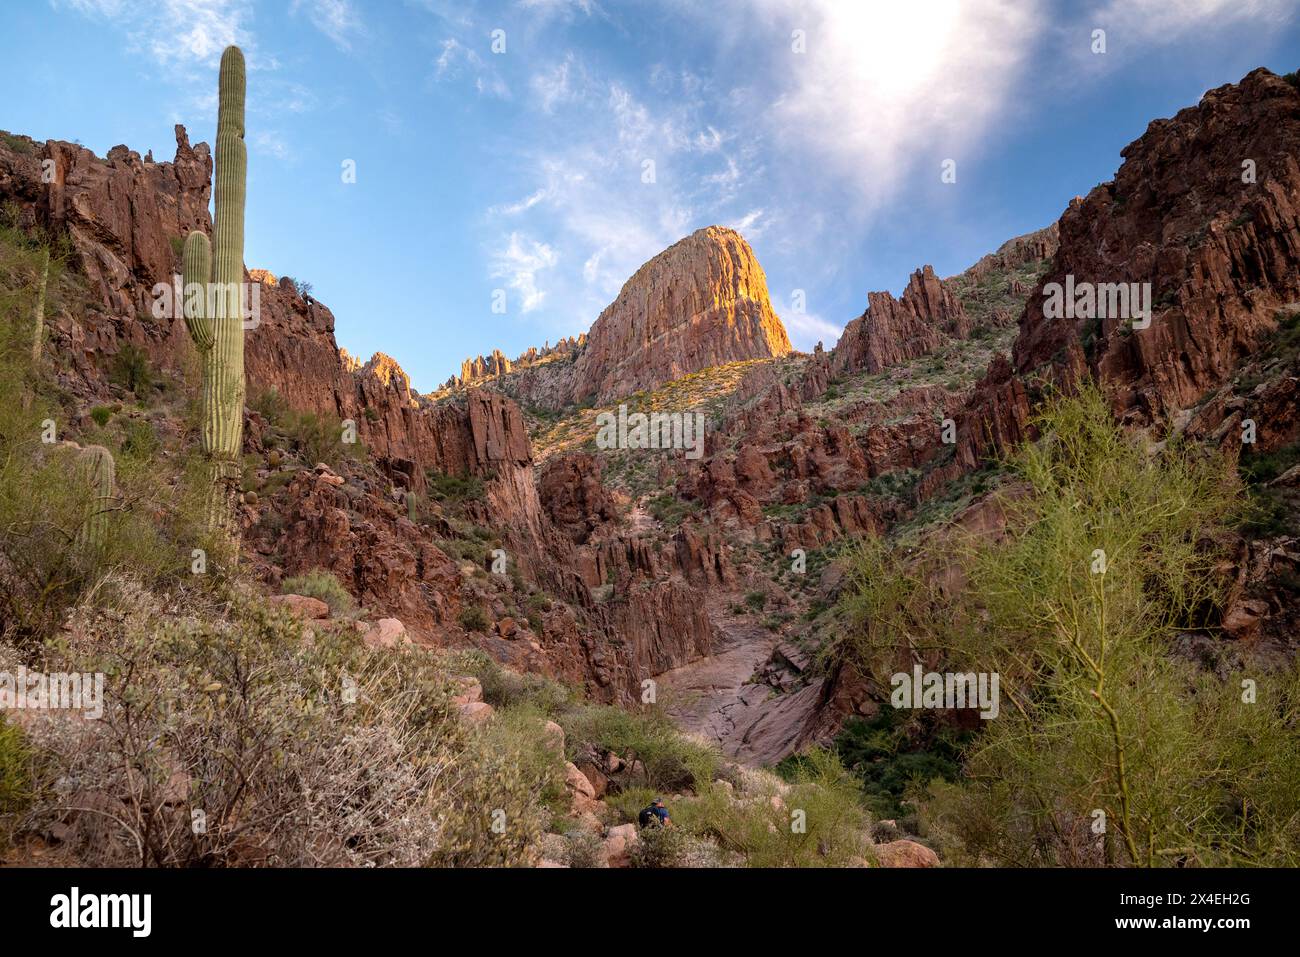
[444,648,573,714]
[458,605,489,633]
[835,383,1300,866]
[249,388,289,428]
[281,568,357,617]
[672,750,871,867]
[561,704,718,793]
[630,822,688,868]
[109,343,154,396]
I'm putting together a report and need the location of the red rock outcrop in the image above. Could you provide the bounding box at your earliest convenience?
[959,67,1300,468]
[569,226,792,403]
[830,265,969,377]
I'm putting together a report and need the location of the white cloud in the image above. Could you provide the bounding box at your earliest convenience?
[518,0,599,21]
[251,130,292,160]
[290,0,364,52]
[491,232,560,312]
[727,208,765,236]
[1091,0,1294,43]
[531,54,579,113]
[770,293,842,349]
[434,37,511,99]
[490,188,551,216]
[53,0,259,70]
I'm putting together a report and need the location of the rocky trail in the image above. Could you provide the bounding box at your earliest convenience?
[657,599,823,767]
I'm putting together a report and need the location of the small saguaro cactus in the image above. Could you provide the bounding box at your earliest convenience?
[182,45,248,532]
[32,248,49,363]
[76,444,115,552]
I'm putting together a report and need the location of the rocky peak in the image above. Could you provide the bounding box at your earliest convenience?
[830,264,970,377]
[569,225,792,403]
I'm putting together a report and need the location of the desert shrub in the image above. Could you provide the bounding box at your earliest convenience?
[109,343,154,396]
[90,405,112,427]
[249,388,289,428]
[456,605,488,633]
[444,648,573,715]
[629,822,688,868]
[119,418,160,462]
[561,705,719,793]
[13,589,465,865]
[426,469,485,503]
[672,750,870,867]
[563,828,606,868]
[827,709,966,822]
[427,712,558,867]
[285,409,360,468]
[281,568,357,617]
[743,590,767,611]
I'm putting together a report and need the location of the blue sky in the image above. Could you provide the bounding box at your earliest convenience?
[4,1,1299,392]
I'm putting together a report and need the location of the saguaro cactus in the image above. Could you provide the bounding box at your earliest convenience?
[32,248,49,363]
[76,444,115,552]
[182,45,247,531]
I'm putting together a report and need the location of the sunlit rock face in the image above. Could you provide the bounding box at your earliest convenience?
[569,225,792,404]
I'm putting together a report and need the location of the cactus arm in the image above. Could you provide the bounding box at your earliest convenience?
[182,231,214,350]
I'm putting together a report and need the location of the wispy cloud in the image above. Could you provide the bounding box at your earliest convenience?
[51,0,259,71]
[490,231,560,312]
[433,37,511,99]
[290,0,365,51]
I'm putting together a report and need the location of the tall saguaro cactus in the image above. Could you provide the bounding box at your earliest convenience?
[183,45,247,532]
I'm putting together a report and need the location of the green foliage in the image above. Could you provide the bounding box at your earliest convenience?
[827,709,966,821]
[561,704,719,793]
[562,828,606,868]
[0,133,33,155]
[249,388,289,428]
[743,590,768,611]
[445,648,573,714]
[120,418,161,462]
[672,749,871,867]
[834,382,1300,866]
[458,605,489,633]
[425,469,485,503]
[89,405,112,427]
[281,568,357,617]
[108,343,155,396]
[284,408,361,468]
[629,822,688,867]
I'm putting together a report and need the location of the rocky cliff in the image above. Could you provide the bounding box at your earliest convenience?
[956,67,1300,469]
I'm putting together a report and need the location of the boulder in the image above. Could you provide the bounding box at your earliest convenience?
[268,594,330,620]
[874,839,941,868]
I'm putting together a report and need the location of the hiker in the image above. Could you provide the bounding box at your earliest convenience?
[638,797,672,830]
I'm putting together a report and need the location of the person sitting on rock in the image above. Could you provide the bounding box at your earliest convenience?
[638,798,671,830]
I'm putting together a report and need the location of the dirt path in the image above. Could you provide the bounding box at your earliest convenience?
[656,599,823,766]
